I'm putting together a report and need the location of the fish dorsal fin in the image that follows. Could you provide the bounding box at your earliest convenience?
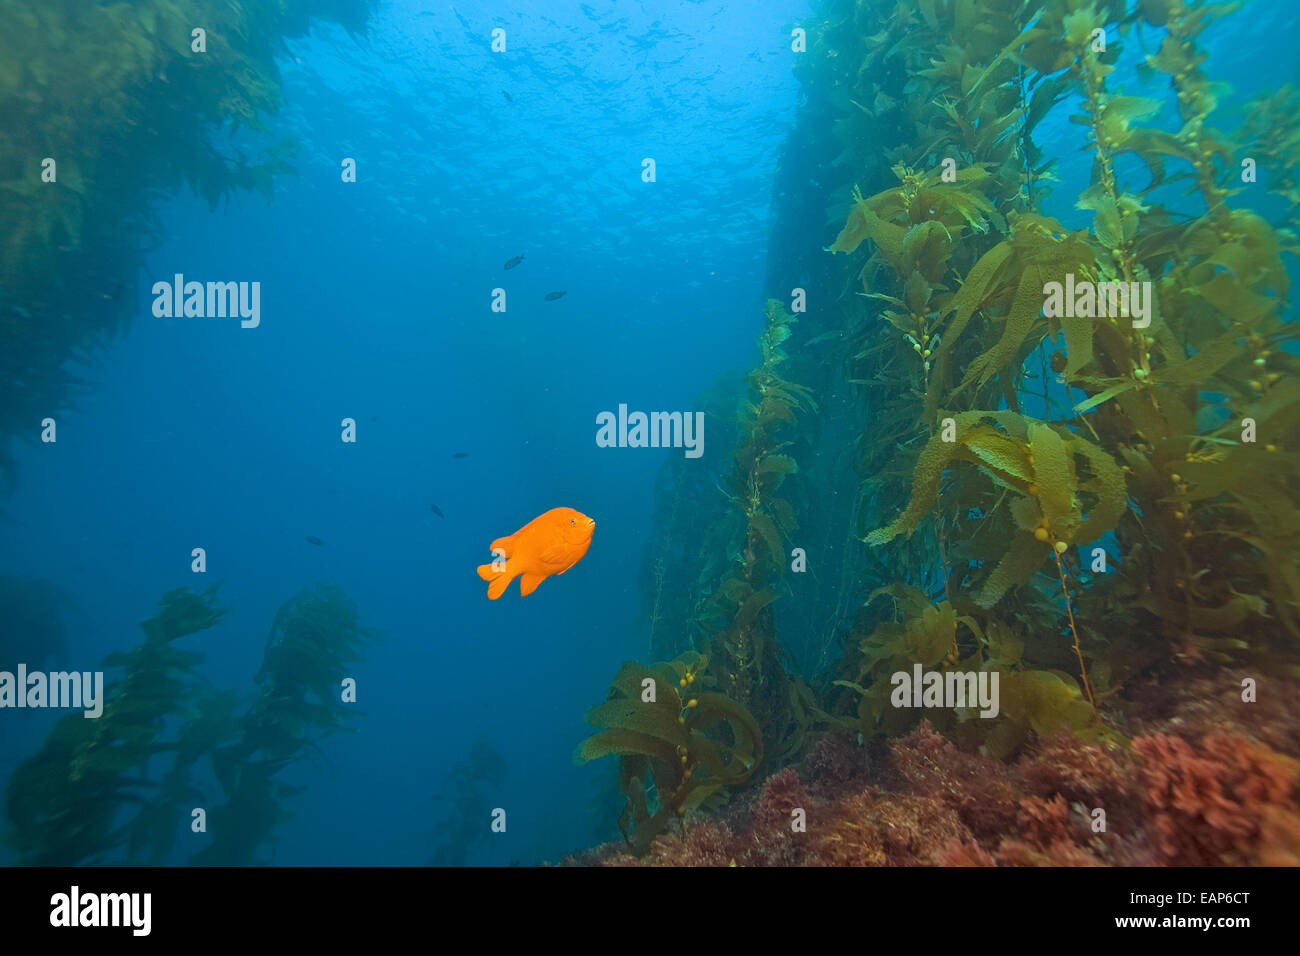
[489,536,514,558]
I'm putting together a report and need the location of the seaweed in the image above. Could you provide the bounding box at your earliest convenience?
[4,584,227,865]
[428,739,508,866]
[190,583,378,865]
[3,581,379,866]
[626,0,1297,807]
[576,651,762,854]
[0,0,375,486]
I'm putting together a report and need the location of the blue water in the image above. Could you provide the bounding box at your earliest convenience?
[0,0,809,865]
[2,0,1296,867]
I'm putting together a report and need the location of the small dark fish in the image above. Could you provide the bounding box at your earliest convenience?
[501,90,513,103]
[452,452,469,459]
[544,290,567,301]
[503,254,525,270]
[431,504,445,518]
[305,535,325,546]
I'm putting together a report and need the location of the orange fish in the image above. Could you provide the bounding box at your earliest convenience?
[476,507,596,599]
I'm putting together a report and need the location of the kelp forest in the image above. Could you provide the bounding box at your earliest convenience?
[579,0,1300,866]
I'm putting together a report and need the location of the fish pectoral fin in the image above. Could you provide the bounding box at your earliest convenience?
[518,572,546,597]
[538,545,569,565]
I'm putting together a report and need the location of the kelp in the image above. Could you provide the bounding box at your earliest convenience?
[4,584,227,865]
[429,739,508,866]
[622,0,1294,851]
[0,0,374,489]
[191,583,378,865]
[576,651,762,854]
[815,0,1296,748]
[699,300,821,765]
[3,582,379,866]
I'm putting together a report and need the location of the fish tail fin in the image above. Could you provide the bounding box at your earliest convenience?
[477,560,517,600]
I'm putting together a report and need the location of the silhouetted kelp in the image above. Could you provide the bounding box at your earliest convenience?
[428,739,507,866]
[3,582,378,865]
[0,0,374,486]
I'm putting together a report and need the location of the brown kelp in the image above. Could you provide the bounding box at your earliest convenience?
[4,585,227,865]
[0,0,373,487]
[190,583,378,865]
[618,0,1297,861]
[3,582,378,865]
[576,651,762,853]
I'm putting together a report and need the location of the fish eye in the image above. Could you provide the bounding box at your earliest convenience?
[570,519,575,524]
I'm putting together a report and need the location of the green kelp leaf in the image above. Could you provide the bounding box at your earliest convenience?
[829,190,872,254]
[833,679,873,697]
[749,513,784,564]
[829,188,908,263]
[736,587,778,631]
[960,264,1047,391]
[963,427,1033,484]
[1010,494,1043,532]
[867,411,1034,545]
[679,782,725,816]
[1189,594,1266,632]
[1058,308,1095,378]
[984,618,1024,666]
[1151,327,1245,387]
[1072,435,1128,540]
[902,602,957,667]
[1073,380,1135,414]
[756,454,798,476]
[902,219,954,281]
[941,240,1014,357]
[770,497,798,533]
[584,698,685,744]
[975,531,1047,607]
[139,584,227,643]
[865,583,934,620]
[1002,670,1094,737]
[1027,423,1079,537]
[719,575,750,605]
[575,729,681,768]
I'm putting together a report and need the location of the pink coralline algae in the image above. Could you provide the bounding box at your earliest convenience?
[578,719,1300,867]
